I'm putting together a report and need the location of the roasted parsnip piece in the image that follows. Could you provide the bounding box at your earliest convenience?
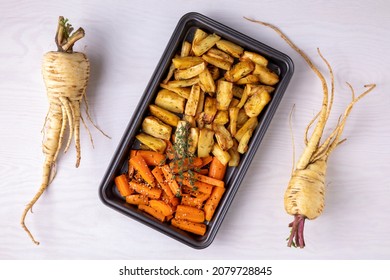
[155,89,186,114]
[192,33,221,56]
[198,128,215,157]
[211,143,231,165]
[244,88,271,117]
[216,80,233,110]
[241,51,268,66]
[215,39,244,58]
[136,133,167,153]
[224,60,255,82]
[185,85,201,116]
[253,64,279,85]
[149,104,180,127]
[142,116,172,141]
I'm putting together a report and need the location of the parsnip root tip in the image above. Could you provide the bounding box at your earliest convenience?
[287,214,306,248]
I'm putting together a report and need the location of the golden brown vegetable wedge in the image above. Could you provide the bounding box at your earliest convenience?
[185,85,201,116]
[149,104,180,127]
[172,56,204,69]
[253,64,279,85]
[199,68,216,95]
[203,97,218,123]
[188,127,199,155]
[206,48,234,64]
[236,74,260,85]
[213,124,234,151]
[197,128,215,157]
[235,117,258,142]
[244,88,271,117]
[216,80,233,110]
[174,62,206,80]
[224,60,255,82]
[136,133,167,153]
[211,143,231,165]
[228,107,239,136]
[213,110,229,125]
[142,116,172,141]
[202,54,232,71]
[155,89,186,114]
[192,33,221,56]
[240,51,268,66]
[237,128,254,154]
[227,139,240,166]
[159,83,190,99]
[166,77,199,88]
[216,39,244,58]
[180,41,192,57]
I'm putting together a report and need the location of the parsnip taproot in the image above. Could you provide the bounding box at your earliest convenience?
[246,17,376,248]
[21,16,108,245]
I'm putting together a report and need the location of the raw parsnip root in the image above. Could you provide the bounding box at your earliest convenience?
[245,17,376,248]
[21,16,109,245]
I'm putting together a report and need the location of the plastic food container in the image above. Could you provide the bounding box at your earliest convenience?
[99,12,294,249]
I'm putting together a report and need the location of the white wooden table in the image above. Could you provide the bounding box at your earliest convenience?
[1,0,389,259]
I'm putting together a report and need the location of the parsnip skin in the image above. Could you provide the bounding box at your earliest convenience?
[246,17,376,249]
[21,17,105,245]
[284,159,326,220]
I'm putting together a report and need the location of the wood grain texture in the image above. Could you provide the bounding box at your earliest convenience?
[0,0,389,259]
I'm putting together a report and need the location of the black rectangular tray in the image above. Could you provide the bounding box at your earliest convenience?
[99,12,294,249]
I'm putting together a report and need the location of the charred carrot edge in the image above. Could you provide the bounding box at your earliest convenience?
[135,150,166,166]
[169,157,203,173]
[183,171,225,188]
[165,140,175,160]
[181,194,204,208]
[198,169,209,175]
[152,166,175,200]
[200,155,213,167]
[114,174,133,197]
[161,165,182,197]
[180,178,213,195]
[129,180,162,199]
[171,218,206,236]
[130,154,156,186]
[149,199,174,216]
[138,204,165,222]
[125,194,149,205]
[175,205,205,223]
[208,157,227,180]
[204,186,226,221]
[128,150,138,178]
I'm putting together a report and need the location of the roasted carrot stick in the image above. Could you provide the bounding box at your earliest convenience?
[138,204,165,222]
[208,157,227,180]
[128,150,138,178]
[130,154,155,186]
[175,205,205,223]
[183,171,225,188]
[152,166,175,199]
[179,177,213,195]
[200,155,213,167]
[149,200,174,216]
[171,218,206,236]
[161,165,182,197]
[204,186,225,221]
[169,157,203,173]
[114,174,133,197]
[129,181,162,199]
[135,150,166,166]
[125,194,149,205]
